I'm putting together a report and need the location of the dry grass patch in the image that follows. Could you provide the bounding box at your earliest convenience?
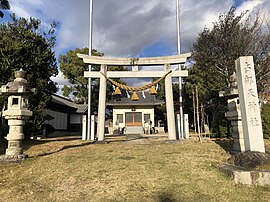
[0,137,269,202]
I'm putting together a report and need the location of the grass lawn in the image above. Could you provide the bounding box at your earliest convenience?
[0,136,269,202]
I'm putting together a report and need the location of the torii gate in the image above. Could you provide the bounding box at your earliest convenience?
[78,53,191,141]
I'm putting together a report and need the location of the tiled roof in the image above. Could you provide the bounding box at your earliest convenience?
[50,92,163,113]
[51,95,76,108]
[51,95,88,113]
[76,104,88,113]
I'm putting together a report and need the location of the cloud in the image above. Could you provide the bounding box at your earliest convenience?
[9,3,31,19]
[236,0,263,14]
[51,71,68,86]
[50,71,70,95]
[6,0,270,89]
[179,0,233,53]
[256,0,270,19]
[95,2,175,56]
[7,0,236,57]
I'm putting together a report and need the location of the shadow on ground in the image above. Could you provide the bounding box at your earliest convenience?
[30,141,94,157]
[0,136,92,156]
[214,138,234,153]
[156,192,177,202]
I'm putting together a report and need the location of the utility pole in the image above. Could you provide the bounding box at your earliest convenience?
[87,0,93,140]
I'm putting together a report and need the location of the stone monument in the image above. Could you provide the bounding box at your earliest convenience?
[220,57,269,185]
[0,69,35,160]
[235,56,265,153]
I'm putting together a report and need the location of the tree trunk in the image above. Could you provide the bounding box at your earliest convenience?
[192,90,197,133]
[200,102,204,135]
[196,86,202,142]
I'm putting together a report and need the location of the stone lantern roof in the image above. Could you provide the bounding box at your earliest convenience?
[219,72,238,98]
[0,69,36,96]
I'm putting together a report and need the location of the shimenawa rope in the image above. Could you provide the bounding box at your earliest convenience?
[99,70,172,91]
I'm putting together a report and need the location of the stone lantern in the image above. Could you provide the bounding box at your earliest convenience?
[219,72,245,152]
[0,69,36,158]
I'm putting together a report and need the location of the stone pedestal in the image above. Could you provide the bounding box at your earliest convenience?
[5,119,25,156]
[225,98,245,152]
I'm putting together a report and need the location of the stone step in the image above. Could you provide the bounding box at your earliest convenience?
[125,126,144,135]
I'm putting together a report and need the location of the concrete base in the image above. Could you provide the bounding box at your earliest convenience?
[0,154,28,163]
[220,164,270,185]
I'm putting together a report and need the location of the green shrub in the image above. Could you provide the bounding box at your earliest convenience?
[211,109,231,138]
[261,104,270,139]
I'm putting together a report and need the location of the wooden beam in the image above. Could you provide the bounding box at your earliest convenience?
[77,53,191,66]
[84,70,188,78]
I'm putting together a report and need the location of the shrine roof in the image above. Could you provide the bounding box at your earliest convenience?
[49,94,87,114]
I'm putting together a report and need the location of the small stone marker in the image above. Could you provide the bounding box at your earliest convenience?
[235,56,265,152]
[82,115,87,140]
[204,124,210,138]
[184,114,189,139]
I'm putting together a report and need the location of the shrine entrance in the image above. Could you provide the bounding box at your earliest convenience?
[125,112,142,127]
[78,53,191,141]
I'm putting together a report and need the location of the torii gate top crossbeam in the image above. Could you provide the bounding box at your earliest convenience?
[84,70,188,78]
[77,53,191,66]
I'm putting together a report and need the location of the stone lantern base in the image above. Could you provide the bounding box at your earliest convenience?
[0,154,28,163]
[5,119,25,156]
[0,119,29,163]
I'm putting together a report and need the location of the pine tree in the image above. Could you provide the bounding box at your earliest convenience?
[0,14,58,136]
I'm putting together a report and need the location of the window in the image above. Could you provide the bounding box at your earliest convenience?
[144,114,150,123]
[12,98,19,105]
[117,114,123,123]
[134,112,142,123]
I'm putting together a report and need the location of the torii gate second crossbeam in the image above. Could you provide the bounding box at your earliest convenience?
[78,53,191,141]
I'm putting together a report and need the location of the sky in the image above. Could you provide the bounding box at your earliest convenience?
[2,0,270,92]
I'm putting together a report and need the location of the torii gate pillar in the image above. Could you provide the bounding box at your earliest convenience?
[164,64,177,140]
[96,64,107,141]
